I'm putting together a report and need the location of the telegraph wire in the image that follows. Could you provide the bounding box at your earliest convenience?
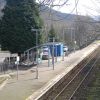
[46,0,79,21]
[38,0,70,12]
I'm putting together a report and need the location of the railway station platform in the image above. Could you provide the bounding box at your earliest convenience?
[0,41,100,100]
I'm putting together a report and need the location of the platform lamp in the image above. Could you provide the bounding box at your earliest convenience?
[31,28,39,79]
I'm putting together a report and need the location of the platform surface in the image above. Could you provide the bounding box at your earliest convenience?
[0,41,99,100]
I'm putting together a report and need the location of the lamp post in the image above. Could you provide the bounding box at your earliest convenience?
[31,28,39,79]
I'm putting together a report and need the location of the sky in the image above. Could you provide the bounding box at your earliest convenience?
[37,0,100,17]
[55,0,100,16]
[54,0,100,16]
[0,0,100,18]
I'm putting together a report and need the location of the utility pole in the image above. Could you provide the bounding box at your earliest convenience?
[31,28,45,79]
[62,28,65,61]
[74,0,78,52]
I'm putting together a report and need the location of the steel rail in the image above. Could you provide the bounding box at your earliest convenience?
[68,55,100,100]
[53,51,98,100]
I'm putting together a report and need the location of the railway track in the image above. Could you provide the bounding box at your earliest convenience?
[69,53,100,100]
[42,50,99,100]
[67,55,100,100]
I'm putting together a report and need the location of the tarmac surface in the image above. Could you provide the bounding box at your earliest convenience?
[0,41,99,100]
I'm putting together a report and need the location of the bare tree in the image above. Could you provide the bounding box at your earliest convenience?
[72,16,93,48]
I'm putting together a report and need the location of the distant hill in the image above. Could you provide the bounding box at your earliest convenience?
[0,1,95,24]
[40,5,95,20]
[40,5,100,47]
[40,5,75,28]
[39,5,94,30]
[0,1,97,33]
[40,5,76,21]
[0,1,99,48]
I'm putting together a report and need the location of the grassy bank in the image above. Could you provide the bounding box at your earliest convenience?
[86,63,100,100]
[72,57,100,100]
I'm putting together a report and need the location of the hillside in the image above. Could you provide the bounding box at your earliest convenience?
[40,5,94,29]
[40,5,98,45]
[0,1,98,47]
[40,5,75,29]
[0,1,95,27]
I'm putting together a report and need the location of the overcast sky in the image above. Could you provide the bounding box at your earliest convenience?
[37,0,100,16]
[0,0,100,17]
[53,0,100,16]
